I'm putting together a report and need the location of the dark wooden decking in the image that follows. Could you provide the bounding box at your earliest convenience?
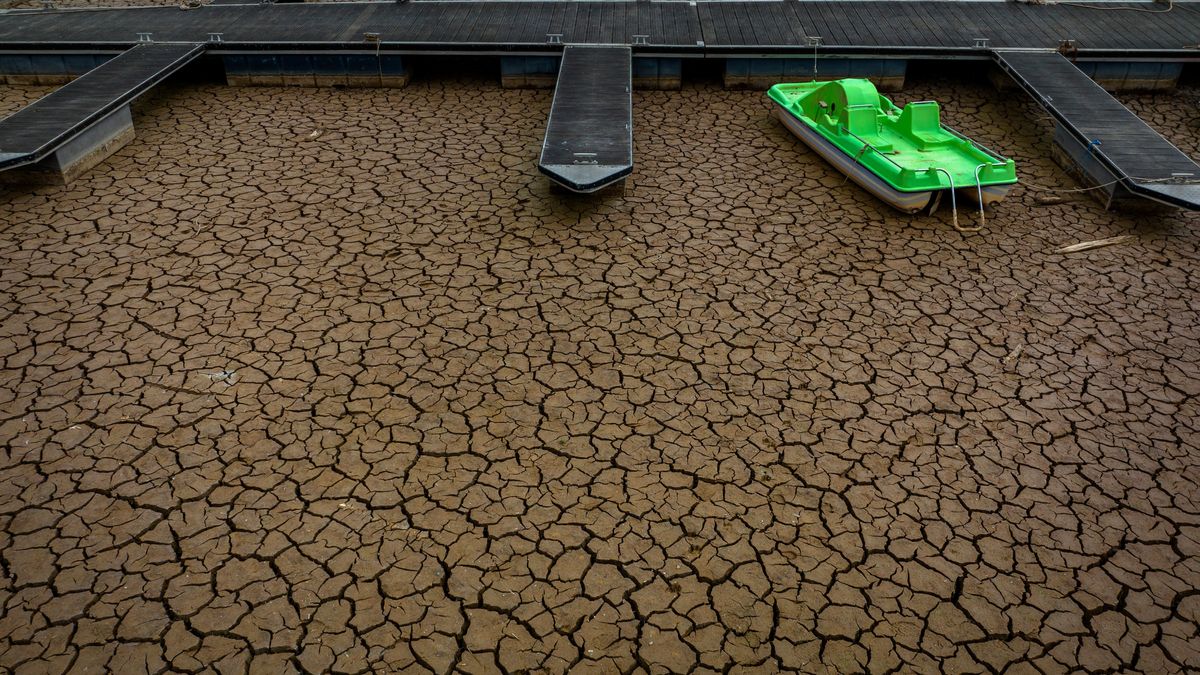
[994,50,1200,210]
[0,2,1196,53]
[0,42,203,170]
[539,45,632,192]
[697,1,1198,50]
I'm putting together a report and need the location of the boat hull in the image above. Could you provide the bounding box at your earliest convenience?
[958,183,1011,208]
[773,101,932,214]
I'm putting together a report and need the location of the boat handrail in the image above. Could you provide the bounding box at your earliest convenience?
[932,167,968,233]
[972,163,993,232]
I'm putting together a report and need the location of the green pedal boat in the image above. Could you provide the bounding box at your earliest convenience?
[768,79,1017,226]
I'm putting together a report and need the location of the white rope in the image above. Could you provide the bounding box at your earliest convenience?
[1055,0,1173,13]
[1020,178,1123,193]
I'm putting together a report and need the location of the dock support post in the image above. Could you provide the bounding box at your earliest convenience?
[0,106,135,186]
[723,57,906,91]
[223,53,409,88]
[632,57,681,90]
[501,56,560,88]
[0,53,114,85]
[503,55,679,90]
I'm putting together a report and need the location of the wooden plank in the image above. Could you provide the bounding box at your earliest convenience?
[787,2,828,48]
[695,4,717,48]
[805,3,850,47]
[445,3,475,43]
[588,2,604,44]
[775,2,808,46]
[935,3,982,49]
[779,2,809,47]
[730,3,755,46]
[334,3,379,42]
[518,4,547,44]
[1035,6,1091,47]
[590,3,605,44]
[432,3,465,43]
[559,3,577,43]
[720,3,748,46]
[576,3,593,44]
[1065,6,1135,50]
[751,2,783,46]
[970,4,1019,49]
[834,2,870,46]
[650,3,666,47]
[842,2,883,47]
[910,4,957,47]
[983,6,1042,48]
[547,3,567,40]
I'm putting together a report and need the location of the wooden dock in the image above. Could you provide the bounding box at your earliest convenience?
[0,42,203,182]
[538,46,632,193]
[994,51,1200,210]
[0,2,1195,54]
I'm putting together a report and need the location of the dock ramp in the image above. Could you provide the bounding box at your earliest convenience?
[993,50,1200,210]
[538,45,632,193]
[0,42,204,184]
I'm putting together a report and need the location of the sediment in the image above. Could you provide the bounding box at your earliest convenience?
[0,73,1197,672]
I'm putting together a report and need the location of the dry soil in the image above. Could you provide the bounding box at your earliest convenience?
[0,70,1197,674]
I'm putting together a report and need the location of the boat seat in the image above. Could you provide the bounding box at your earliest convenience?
[844,105,893,153]
[897,101,953,150]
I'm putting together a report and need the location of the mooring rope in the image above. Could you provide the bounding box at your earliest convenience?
[1021,174,1200,194]
[1055,0,1173,13]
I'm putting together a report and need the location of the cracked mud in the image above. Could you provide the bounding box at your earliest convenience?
[0,71,1198,674]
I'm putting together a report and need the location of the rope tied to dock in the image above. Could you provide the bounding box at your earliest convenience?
[1021,178,1123,193]
[1055,0,1173,12]
[1019,173,1200,195]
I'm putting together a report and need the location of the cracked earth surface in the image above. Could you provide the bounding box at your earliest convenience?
[0,71,1198,673]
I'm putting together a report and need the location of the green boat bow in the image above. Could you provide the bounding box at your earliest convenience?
[768,79,1017,195]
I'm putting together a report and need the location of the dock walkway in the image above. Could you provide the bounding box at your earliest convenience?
[539,45,632,193]
[994,50,1200,210]
[0,42,204,178]
[0,2,1196,54]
